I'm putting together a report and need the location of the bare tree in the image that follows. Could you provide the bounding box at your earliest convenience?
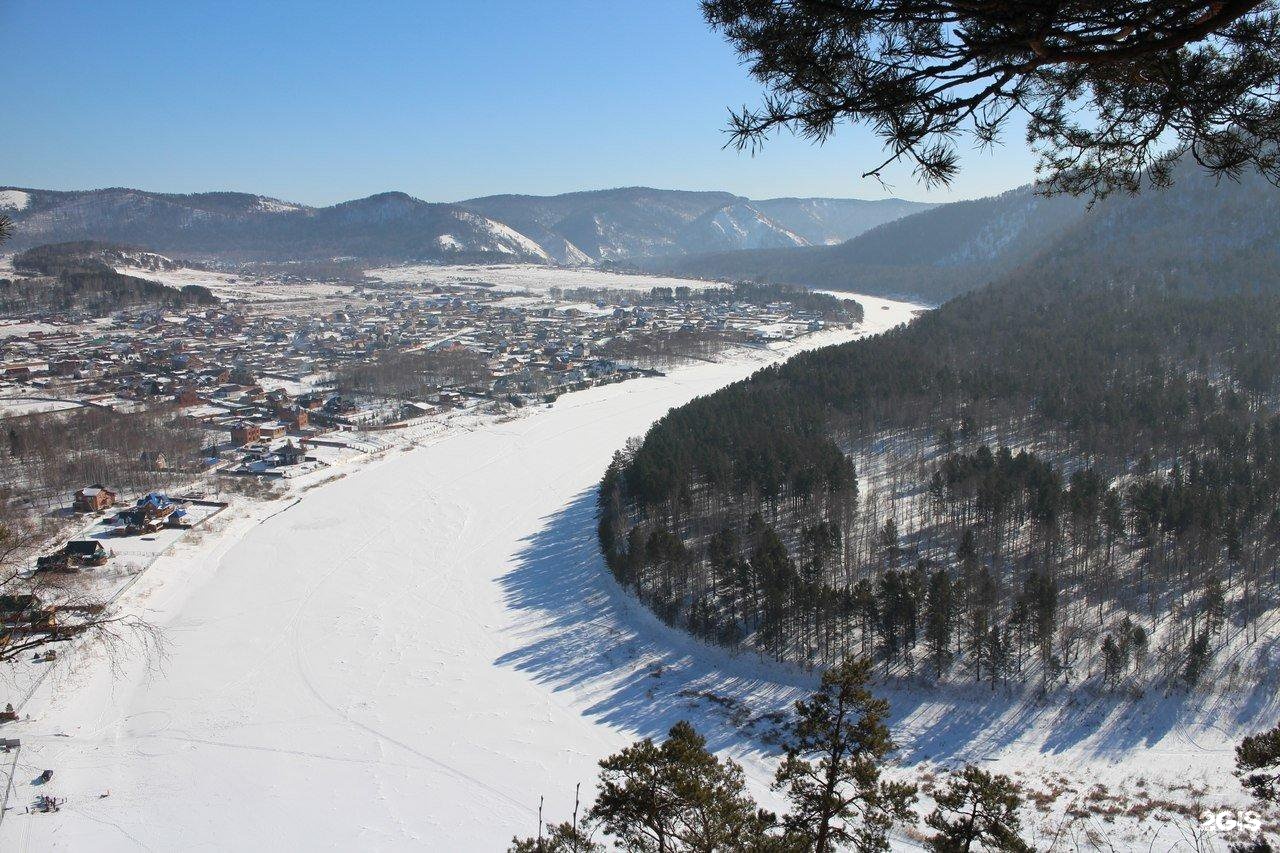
[0,518,161,667]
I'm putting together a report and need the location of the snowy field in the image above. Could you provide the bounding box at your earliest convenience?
[119,260,738,304]
[0,321,61,339]
[108,265,356,303]
[0,293,1264,851]
[0,396,82,418]
[364,263,726,294]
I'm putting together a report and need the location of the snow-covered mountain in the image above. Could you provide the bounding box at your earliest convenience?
[0,187,554,263]
[459,187,748,262]
[751,196,938,245]
[678,201,810,254]
[0,184,932,265]
[658,185,1090,302]
[460,187,933,262]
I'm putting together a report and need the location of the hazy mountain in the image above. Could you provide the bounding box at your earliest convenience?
[459,188,934,262]
[1023,161,1280,294]
[752,196,937,245]
[660,163,1280,304]
[459,187,742,263]
[2,184,931,267]
[1,187,551,263]
[676,201,810,255]
[657,186,1087,302]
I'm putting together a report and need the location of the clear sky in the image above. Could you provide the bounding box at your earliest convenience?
[2,0,1038,206]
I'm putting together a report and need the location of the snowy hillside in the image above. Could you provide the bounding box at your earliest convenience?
[0,188,553,263]
[679,201,810,253]
[0,189,31,211]
[1,184,932,265]
[460,187,932,262]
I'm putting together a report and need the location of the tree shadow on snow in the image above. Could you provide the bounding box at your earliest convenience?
[496,488,1280,768]
[495,488,811,757]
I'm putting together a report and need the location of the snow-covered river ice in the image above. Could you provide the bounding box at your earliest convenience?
[2,298,920,850]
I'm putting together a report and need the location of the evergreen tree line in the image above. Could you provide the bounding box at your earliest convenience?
[7,242,216,314]
[512,656,1280,852]
[598,269,1280,685]
[511,658,1027,853]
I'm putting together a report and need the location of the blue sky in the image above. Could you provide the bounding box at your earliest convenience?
[2,0,1038,206]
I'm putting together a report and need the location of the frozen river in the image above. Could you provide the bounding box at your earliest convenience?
[2,296,921,851]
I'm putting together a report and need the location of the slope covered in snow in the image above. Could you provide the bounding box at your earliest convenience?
[679,202,811,253]
[0,189,31,211]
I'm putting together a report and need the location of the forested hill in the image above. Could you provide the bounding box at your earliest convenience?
[599,189,1280,692]
[654,163,1280,304]
[4,242,217,313]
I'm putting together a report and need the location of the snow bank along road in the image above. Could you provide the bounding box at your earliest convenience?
[1,298,920,850]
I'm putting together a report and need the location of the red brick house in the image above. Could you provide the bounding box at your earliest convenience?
[277,406,309,430]
[230,421,262,446]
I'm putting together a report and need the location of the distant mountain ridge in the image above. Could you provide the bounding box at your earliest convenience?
[0,185,934,266]
[654,162,1280,303]
[653,186,1089,302]
[2,187,552,264]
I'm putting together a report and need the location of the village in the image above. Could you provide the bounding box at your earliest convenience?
[0,267,852,448]
[0,267,860,739]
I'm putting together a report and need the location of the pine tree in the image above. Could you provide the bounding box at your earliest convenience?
[589,720,772,853]
[1101,634,1124,690]
[508,821,601,853]
[1128,621,1148,668]
[1204,574,1226,637]
[1237,722,1280,806]
[1184,629,1211,686]
[924,570,953,678]
[925,765,1031,853]
[774,657,916,853]
[1102,488,1125,563]
[880,517,899,565]
[984,625,1007,691]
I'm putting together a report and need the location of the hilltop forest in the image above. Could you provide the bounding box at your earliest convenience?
[5,242,217,313]
[599,185,1280,692]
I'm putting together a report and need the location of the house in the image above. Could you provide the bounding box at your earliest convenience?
[0,594,40,619]
[259,421,288,439]
[277,406,309,430]
[0,594,56,641]
[230,421,262,446]
[73,485,117,513]
[63,540,109,566]
[117,494,185,535]
[174,387,201,407]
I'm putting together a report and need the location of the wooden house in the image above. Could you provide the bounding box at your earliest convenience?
[73,485,117,513]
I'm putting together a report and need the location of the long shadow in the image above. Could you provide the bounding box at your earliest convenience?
[495,488,811,756]
[496,488,1280,766]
